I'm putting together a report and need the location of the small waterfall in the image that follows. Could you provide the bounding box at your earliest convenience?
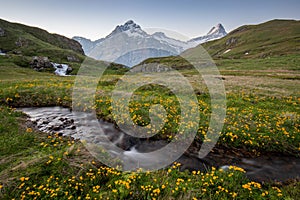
[51,63,70,76]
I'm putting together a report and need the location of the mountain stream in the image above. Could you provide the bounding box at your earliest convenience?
[19,106,300,182]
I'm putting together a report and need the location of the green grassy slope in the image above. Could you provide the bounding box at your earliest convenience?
[138,19,300,72]
[0,18,85,67]
[202,19,300,59]
[0,18,84,54]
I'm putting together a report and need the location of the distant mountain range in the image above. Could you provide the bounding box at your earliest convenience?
[73,20,227,67]
[1,18,298,73]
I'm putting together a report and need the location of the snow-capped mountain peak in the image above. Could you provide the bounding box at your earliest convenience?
[106,20,146,38]
[123,20,141,30]
[188,23,227,45]
[116,20,141,32]
[207,23,226,35]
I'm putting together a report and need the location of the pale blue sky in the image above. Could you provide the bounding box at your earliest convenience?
[0,0,299,40]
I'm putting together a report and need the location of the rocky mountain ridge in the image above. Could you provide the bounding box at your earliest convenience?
[73,20,227,67]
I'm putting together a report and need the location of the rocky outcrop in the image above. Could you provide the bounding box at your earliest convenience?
[66,66,73,74]
[15,37,29,47]
[30,56,52,70]
[131,63,171,73]
[0,27,5,36]
[67,55,80,62]
[226,37,238,46]
[30,56,73,75]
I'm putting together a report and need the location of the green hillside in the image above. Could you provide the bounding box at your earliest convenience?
[137,19,300,72]
[0,19,84,54]
[0,18,130,75]
[0,18,85,70]
[202,19,300,59]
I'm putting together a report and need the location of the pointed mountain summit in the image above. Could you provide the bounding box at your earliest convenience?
[106,20,146,38]
[207,23,227,35]
[189,23,227,44]
[118,20,141,31]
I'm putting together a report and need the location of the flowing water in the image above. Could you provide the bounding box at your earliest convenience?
[19,106,300,182]
[51,63,70,76]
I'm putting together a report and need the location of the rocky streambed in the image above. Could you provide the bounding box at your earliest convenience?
[19,106,300,182]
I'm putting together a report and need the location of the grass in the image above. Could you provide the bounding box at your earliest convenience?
[0,52,299,199]
[1,65,298,154]
[0,106,296,199]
